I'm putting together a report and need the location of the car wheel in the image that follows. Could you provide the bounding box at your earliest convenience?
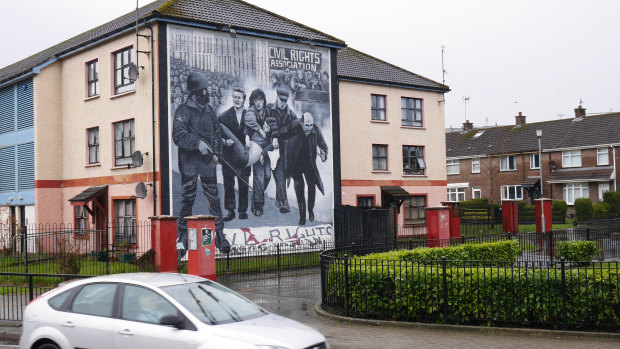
[36,342,60,349]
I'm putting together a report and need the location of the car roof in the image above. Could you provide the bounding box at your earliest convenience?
[75,273,207,288]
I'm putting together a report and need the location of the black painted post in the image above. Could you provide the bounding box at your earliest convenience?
[344,254,350,316]
[409,238,413,251]
[277,243,281,276]
[28,274,34,302]
[561,257,567,330]
[442,256,448,322]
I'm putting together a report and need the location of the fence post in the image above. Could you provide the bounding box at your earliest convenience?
[442,256,448,322]
[277,243,281,276]
[344,254,350,317]
[408,238,413,250]
[560,257,567,330]
[586,227,590,241]
[106,223,110,275]
[28,274,34,302]
[23,226,28,274]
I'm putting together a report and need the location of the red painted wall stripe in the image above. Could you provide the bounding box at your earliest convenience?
[341,179,447,187]
[35,172,160,189]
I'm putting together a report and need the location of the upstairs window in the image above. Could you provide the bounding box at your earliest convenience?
[114,120,135,166]
[401,97,422,127]
[86,60,99,97]
[471,158,480,173]
[371,94,386,121]
[597,148,609,165]
[530,153,540,169]
[402,145,425,175]
[446,160,460,175]
[88,128,99,164]
[113,47,134,95]
[500,155,516,171]
[562,150,581,168]
[372,144,388,171]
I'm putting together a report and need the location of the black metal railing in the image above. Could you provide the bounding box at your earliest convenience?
[321,248,620,331]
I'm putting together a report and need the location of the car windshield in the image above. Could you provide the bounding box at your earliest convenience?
[162,281,267,325]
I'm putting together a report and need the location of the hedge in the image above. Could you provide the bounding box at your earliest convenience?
[330,263,620,328]
[575,198,593,221]
[557,240,598,262]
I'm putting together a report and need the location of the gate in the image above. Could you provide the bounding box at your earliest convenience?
[334,205,394,247]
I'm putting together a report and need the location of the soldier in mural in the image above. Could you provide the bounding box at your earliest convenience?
[172,71,230,254]
[218,87,251,221]
[270,88,298,214]
[285,112,328,225]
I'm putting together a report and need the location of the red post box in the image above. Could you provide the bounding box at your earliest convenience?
[186,215,217,281]
[535,199,552,233]
[501,201,519,234]
[441,202,461,239]
[149,215,178,273]
[426,207,450,247]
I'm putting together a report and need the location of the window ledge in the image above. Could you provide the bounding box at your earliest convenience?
[499,169,517,172]
[447,173,460,176]
[370,120,389,124]
[84,95,100,102]
[401,126,425,130]
[110,90,135,99]
[372,170,391,174]
[86,163,101,168]
[111,165,131,170]
[403,174,427,177]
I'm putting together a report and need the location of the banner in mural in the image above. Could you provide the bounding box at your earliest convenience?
[167,25,334,255]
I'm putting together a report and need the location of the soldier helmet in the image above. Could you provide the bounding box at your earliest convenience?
[187,72,209,92]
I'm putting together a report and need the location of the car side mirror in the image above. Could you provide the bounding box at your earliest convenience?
[160,315,185,329]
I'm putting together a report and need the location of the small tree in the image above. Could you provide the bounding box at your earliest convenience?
[574,198,593,222]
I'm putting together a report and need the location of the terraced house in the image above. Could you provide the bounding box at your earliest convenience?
[0,0,448,250]
[445,106,620,214]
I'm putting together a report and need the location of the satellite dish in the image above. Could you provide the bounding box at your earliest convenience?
[135,182,147,199]
[128,64,139,82]
[131,151,144,168]
[548,160,557,170]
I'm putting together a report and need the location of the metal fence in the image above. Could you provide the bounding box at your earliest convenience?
[396,224,427,239]
[321,253,620,331]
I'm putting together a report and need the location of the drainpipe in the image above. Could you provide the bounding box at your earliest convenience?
[613,145,617,191]
[145,21,157,216]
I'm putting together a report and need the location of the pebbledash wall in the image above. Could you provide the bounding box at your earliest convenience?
[338,80,447,226]
[34,27,158,226]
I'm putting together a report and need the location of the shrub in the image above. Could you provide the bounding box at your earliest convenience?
[574,198,593,221]
[593,203,612,219]
[602,191,620,217]
[552,200,568,222]
[56,234,82,276]
[557,240,599,262]
[459,198,489,210]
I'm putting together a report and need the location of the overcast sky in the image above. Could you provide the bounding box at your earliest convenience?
[1,0,618,128]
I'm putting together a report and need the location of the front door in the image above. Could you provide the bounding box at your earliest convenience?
[598,183,610,201]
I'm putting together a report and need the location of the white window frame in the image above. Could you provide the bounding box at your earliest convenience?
[529,153,540,170]
[471,158,480,174]
[562,150,582,168]
[447,187,466,202]
[472,186,482,199]
[597,148,609,166]
[446,160,460,175]
[563,182,589,205]
[501,185,523,200]
[500,155,516,172]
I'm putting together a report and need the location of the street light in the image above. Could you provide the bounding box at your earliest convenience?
[536,129,545,232]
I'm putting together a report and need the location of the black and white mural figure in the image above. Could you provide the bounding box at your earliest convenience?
[168,26,334,254]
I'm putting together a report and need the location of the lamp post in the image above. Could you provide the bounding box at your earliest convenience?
[536,129,545,232]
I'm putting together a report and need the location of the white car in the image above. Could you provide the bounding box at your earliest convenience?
[20,273,329,349]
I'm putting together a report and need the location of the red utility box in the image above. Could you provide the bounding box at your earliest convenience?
[186,215,217,281]
[535,199,552,233]
[149,216,178,273]
[441,202,461,239]
[502,201,519,234]
[426,207,450,247]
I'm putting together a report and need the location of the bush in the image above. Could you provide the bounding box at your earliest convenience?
[552,200,568,221]
[574,198,593,221]
[602,191,620,217]
[593,203,612,219]
[558,240,599,262]
[458,198,489,210]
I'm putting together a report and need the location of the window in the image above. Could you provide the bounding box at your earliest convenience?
[471,158,480,173]
[563,183,589,205]
[371,94,386,121]
[447,187,465,202]
[472,186,482,199]
[357,196,375,207]
[114,120,135,166]
[446,160,460,175]
[372,144,388,171]
[115,199,136,244]
[500,155,516,171]
[501,185,523,200]
[122,285,178,324]
[597,148,609,165]
[402,145,425,175]
[404,196,426,224]
[88,128,99,164]
[75,205,88,231]
[86,60,99,97]
[113,47,135,95]
[401,97,422,127]
[562,150,581,168]
[72,283,117,317]
[530,153,540,169]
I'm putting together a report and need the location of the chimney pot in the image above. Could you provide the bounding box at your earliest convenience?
[515,112,526,126]
[574,106,586,118]
[462,120,473,131]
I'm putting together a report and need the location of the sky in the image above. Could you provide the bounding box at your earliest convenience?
[1,0,619,128]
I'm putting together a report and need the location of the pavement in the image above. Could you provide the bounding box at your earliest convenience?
[3,271,620,349]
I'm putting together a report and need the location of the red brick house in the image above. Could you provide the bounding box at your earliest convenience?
[445,106,619,213]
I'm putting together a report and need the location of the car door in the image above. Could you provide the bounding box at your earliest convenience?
[113,285,191,349]
[57,283,118,349]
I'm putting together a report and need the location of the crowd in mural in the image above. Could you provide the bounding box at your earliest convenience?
[170,55,329,254]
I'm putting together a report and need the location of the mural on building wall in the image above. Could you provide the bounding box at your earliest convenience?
[167,25,334,255]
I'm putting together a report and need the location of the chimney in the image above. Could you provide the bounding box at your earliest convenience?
[515,112,526,126]
[574,105,586,118]
[462,120,473,131]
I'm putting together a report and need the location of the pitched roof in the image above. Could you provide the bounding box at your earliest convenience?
[68,185,108,203]
[548,167,614,183]
[445,112,620,158]
[0,0,345,84]
[337,47,450,92]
